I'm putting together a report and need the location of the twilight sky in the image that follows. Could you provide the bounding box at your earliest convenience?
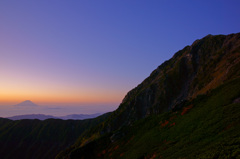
[0,1,240,114]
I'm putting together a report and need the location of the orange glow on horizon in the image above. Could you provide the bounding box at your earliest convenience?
[0,94,123,105]
[0,63,127,106]
[0,89,124,105]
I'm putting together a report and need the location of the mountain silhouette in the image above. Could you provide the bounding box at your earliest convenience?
[7,113,102,120]
[15,100,38,106]
[7,114,56,120]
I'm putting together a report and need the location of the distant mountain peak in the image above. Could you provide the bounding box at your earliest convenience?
[15,100,38,106]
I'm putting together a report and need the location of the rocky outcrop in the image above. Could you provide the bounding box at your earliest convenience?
[106,33,240,131]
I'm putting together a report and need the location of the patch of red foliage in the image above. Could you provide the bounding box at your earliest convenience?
[223,122,236,132]
[97,149,107,157]
[181,104,193,115]
[169,115,177,121]
[144,153,157,159]
[126,136,135,145]
[149,153,156,159]
[160,120,169,127]
[169,122,176,127]
[114,145,119,150]
[163,140,171,145]
[102,150,106,154]
[97,153,102,157]
[120,153,124,157]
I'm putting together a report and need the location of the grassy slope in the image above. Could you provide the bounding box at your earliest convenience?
[68,77,240,159]
[0,113,111,159]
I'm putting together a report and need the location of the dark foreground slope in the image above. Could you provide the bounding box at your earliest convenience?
[60,77,240,159]
[0,113,111,159]
[57,33,240,159]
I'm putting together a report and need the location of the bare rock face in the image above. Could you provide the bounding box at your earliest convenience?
[105,33,240,131]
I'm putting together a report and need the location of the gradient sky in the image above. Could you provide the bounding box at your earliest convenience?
[1,1,240,110]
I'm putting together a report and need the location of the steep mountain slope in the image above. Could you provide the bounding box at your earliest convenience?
[59,78,240,159]
[108,33,240,129]
[57,33,240,158]
[0,113,111,159]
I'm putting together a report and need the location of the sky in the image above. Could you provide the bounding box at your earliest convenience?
[0,0,240,116]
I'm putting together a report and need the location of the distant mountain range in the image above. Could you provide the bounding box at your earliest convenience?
[58,113,102,120]
[9,100,103,120]
[7,113,102,120]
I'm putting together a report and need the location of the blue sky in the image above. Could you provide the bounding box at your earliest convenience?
[0,0,239,112]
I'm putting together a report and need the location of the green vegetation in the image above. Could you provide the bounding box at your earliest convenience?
[66,77,240,159]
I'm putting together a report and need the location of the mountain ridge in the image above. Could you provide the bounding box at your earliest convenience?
[56,32,240,158]
[6,113,102,120]
[104,33,240,131]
